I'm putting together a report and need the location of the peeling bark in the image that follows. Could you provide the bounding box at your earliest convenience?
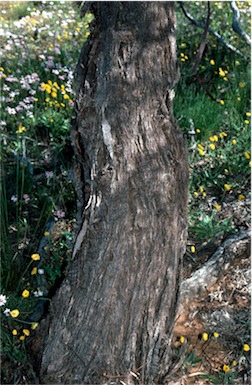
[40,3,188,384]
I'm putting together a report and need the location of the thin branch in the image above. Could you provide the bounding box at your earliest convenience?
[230,1,251,45]
[179,2,245,57]
[192,1,211,74]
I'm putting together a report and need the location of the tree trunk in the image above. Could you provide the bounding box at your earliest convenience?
[40,2,188,384]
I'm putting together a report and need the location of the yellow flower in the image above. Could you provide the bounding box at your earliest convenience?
[31,253,40,261]
[202,332,208,341]
[238,194,245,200]
[44,231,50,236]
[197,143,204,150]
[210,59,215,65]
[219,100,225,105]
[223,365,230,373]
[239,82,245,88]
[232,139,237,145]
[22,289,29,298]
[63,94,70,100]
[180,336,185,343]
[209,136,215,142]
[244,120,250,124]
[193,192,199,197]
[237,97,241,101]
[180,43,187,48]
[232,360,237,366]
[199,186,204,193]
[48,80,52,85]
[223,77,228,81]
[12,329,18,335]
[198,149,205,156]
[31,322,39,330]
[224,184,231,191]
[19,335,25,341]
[213,332,219,338]
[51,91,57,98]
[31,267,38,275]
[219,67,225,77]
[196,129,201,133]
[16,125,26,134]
[243,344,250,352]
[246,112,251,117]
[191,245,196,253]
[244,152,250,160]
[209,144,215,150]
[215,203,221,211]
[202,192,206,197]
[23,329,30,336]
[10,309,20,318]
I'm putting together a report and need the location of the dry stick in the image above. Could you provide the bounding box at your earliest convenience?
[192,1,211,75]
[179,2,245,57]
[230,1,251,45]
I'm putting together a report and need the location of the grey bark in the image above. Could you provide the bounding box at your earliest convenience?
[40,2,188,384]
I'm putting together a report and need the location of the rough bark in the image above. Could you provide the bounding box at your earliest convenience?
[40,2,188,384]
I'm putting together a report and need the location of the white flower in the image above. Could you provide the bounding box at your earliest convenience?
[38,269,44,275]
[34,290,43,297]
[0,294,7,306]
[3,308,10,316]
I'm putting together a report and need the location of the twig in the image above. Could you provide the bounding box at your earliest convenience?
[192,1,211,74]
[230,1,251,45]
[179,2,245,57]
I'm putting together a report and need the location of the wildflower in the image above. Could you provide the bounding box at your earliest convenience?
[245,112,251,117]
[198,149,205,156]
[202,332,208,341]
[51,91,57,98]
[237,97,241,101]
[238,194,245,200]
[193,192,199,197]
[10,309,20,318]
[180,336,185,343]
[63,94,70,99]
[219,67,225,77]
[31,253,40,261]
[224,184,231,191]
[180,43,187,48]
[12,329,18,335]
[223,77,228,81]
[215,203,221,211]
[199,186,204,193]
[22,289,29,298]
[244,152,250,160]
[16,125,26,134]
[223,365,230,373]
[0,294,7,306]
[23,194,30,203]
[213,332,219,338]
[243,344,250,352]
[31,267,38,275]
[244,120,249,124]
[44,231,50,236]
[210,59,215,65]
[4,308,10,316]
[19,335,25,341]
[45,171,54,179]
[219,100,225,105]
[202,192,206,197]
[209,144,215,150]
[54,210,65,219]
[232,139,237,145]
[38,269,44,275]
[239,82,245,88]
[196,129,201,133]
[34,289,43,297]
[232,360,237,366]
[23,329,30,337]
[31,322,39,330]
[191,246,196,253]
[197,143,204,150]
